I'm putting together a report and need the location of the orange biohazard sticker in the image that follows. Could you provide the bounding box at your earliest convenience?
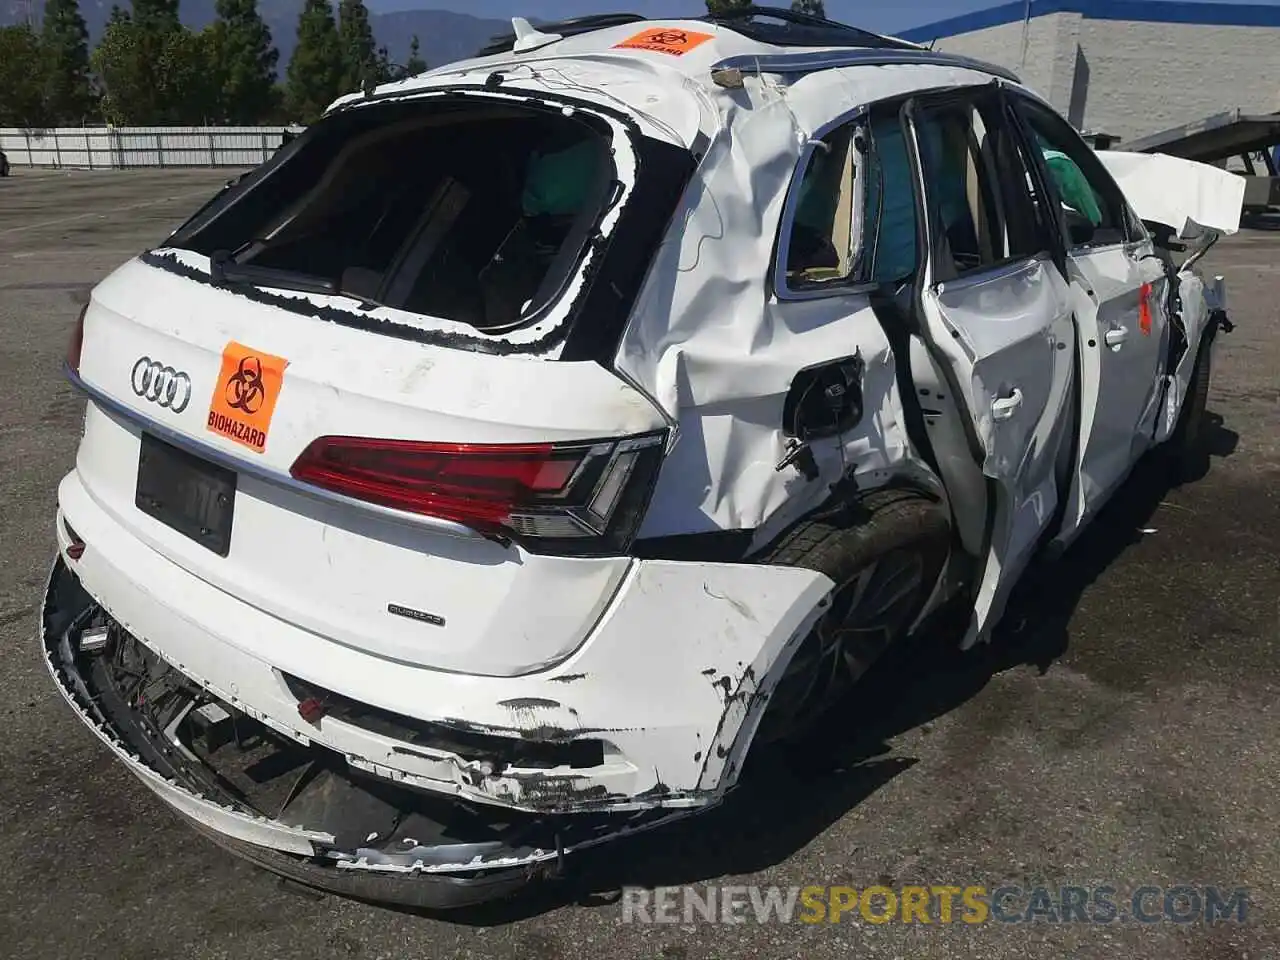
[206,341,288,453]
[614,27,714,56]
[1138,282,1153,336]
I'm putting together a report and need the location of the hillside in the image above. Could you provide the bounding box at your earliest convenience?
[0,0,511,73]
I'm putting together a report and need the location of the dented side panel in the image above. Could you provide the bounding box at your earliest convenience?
[919,260,1077,647]
[617,65,997,539]
[1055,243,1171,543]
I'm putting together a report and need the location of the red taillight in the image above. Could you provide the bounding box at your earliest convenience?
[63,518,85,560]
[67,304,87,372]
[289,431,668,555]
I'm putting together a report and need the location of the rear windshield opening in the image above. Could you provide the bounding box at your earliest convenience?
[174,100,617,333]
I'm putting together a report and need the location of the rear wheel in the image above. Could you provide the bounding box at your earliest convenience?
[754,490,951,744]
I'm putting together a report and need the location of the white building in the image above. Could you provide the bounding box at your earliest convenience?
[898,0,1280,145]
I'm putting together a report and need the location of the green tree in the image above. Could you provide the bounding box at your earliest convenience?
[404,34,426,76]
[92,16,216,124]
[285,0,343,122]
[791,0,826,15]
[705,0,752,15]
[41,0,95,123]
[206,0,279,123]
[0,24,48,127]
[337,0,379,92]
[131,0,180,35]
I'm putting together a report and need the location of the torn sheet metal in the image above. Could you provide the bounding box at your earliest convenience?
[1096,150,1245,238]
[1155,270,1211,445]
[616,65,995,538]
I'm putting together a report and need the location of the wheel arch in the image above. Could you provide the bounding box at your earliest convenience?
[694,481,955,796]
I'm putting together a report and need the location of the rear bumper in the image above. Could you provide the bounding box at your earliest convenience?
[41,561,584,907]
[48,465,831,810]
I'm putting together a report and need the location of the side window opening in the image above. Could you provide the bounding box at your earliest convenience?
[913,97,1048,281]
[171,101,616,334]
[1017,103,1134,250]
[785,125,860,288]
[781,109,923,293]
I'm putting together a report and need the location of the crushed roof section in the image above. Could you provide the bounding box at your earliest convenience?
[365,15,1016,102]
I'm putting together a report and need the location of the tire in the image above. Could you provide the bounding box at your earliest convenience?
[753,489,952,744]
[0,155,9,177]
[1164,324,1215,481]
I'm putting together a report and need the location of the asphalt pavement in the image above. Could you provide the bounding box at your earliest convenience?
[0,167,1277,959]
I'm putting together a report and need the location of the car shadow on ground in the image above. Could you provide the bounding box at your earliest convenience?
[381,416,1238,926]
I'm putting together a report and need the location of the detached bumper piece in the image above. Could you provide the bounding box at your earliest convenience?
[41,558,682,909]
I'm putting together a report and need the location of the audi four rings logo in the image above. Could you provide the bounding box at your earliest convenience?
[131,357,192,413]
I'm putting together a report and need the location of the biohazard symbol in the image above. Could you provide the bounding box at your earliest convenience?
[206,341,289,454]
[226,356,266,414]
[614,27,714,56]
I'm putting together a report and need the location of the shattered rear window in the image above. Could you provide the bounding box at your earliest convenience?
[170,98,617,334]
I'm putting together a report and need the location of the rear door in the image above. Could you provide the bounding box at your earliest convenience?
[1010,95,1170,538]
[904,87,1077,644]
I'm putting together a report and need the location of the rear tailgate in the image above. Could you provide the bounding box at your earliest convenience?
[71,258,667,677]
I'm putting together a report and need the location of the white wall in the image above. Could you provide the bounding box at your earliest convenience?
[0,127,304,168]
[919,13,1280,143]
[930,12,1084,118]
[1075,19,1280,141]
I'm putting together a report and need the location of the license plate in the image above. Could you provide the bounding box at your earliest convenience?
[136,433,236,556]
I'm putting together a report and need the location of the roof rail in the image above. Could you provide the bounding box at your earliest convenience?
[711,48,1021,84]
[475,12,647,57]
[698,5,924,51]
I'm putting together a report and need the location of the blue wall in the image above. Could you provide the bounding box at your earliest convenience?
[898,0,1280,42]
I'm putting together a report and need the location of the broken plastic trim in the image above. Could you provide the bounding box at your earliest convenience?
[279,672,608,770]
[40,558,698,906]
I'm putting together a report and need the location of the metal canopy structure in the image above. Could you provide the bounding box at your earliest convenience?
[1121,109,1280,211]
[1125,109,1280,166]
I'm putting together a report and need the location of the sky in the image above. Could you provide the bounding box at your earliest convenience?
[377,0,1280,34]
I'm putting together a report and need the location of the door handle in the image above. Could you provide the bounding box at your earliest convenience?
[1104,326,1129,349]
[991,388,1023,422]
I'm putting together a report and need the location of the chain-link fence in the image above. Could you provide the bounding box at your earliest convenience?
[0,126,306,169]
